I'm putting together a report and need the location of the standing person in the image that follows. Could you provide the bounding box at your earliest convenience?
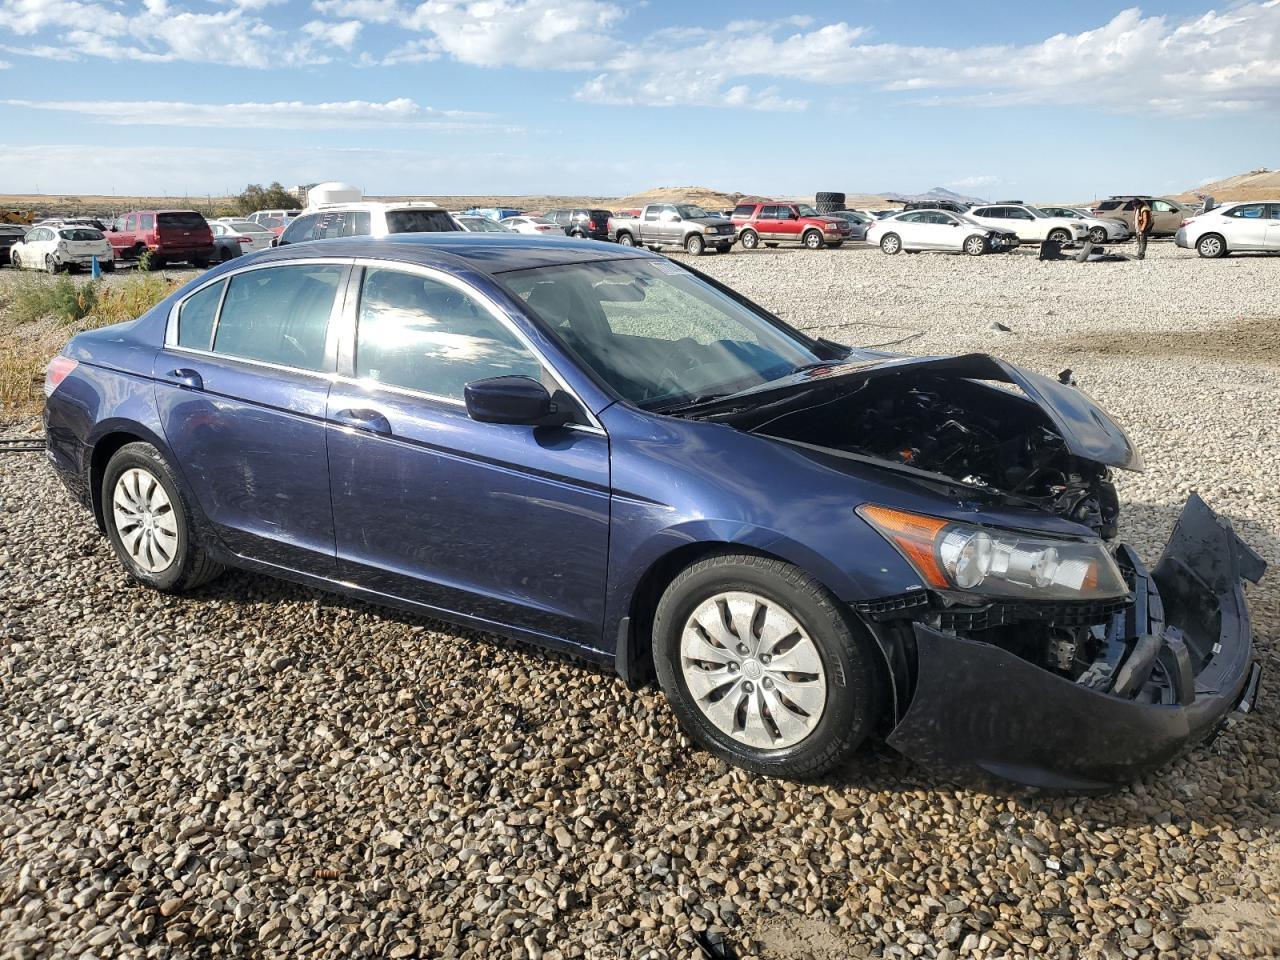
[1134,200,1153,260]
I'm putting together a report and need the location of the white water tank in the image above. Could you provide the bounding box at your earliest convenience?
[306,181,362,207]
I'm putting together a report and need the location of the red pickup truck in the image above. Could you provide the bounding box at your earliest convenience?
[731,201,852,250]
[107,210,214,268]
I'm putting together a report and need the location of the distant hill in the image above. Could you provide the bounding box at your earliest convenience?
[1176,168,1280,202]
[884,186,990,205]
[616,186,769,209]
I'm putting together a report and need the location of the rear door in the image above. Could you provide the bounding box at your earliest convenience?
[114,214,138,255]
[324,263,611,648]
[758,204,780,239]
[1266,204,1280,249]
[153,259,350,573]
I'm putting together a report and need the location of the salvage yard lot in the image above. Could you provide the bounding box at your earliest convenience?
[1,244,1278,959]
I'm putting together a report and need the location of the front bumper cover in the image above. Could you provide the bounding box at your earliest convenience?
[884,494,1265,789]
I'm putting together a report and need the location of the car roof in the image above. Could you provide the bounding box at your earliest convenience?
[248,233,653,275]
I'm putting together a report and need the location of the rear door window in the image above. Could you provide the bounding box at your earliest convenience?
[212,264,343,371]
[760,206,779,220]
[178,280,225,350]
[140,214,155,230]
[355,267,542,400]
[1225,204,1265,219]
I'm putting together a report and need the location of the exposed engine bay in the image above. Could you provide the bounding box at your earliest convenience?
[747,370,1122,539]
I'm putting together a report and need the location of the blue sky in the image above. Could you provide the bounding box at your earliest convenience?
[1,0,1277,200]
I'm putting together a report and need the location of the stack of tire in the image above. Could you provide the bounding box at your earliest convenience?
[815,192,845,213]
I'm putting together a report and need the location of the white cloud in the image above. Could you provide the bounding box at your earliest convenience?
[312,0,402,22]
[0,97,501,130]
[302,19,363,50]
[576,72,807,111]
[944,175,1001,190]
[404,0,625,69]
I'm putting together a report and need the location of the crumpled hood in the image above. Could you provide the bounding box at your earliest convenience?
[692,352,1143,472]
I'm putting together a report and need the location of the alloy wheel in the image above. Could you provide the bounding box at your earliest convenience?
[1198,236,1223,258]
[679,590,827,749]
[1088,227,1107,244]
[965,236,986,256]
[111,467,179,573]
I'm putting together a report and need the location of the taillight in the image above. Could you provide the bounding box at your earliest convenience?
[588,219,597,230]
[238,236,253,243]
[45,356,78,397]
[1179,219,1193,227]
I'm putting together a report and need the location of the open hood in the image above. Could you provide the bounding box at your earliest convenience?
[689,352,1143,472]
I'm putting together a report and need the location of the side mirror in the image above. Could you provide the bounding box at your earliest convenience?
[465,376,565,426]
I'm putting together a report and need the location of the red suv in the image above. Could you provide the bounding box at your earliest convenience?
[107,210,214,268]
[731,202,852,250]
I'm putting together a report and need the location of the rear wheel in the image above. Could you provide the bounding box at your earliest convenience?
[803,230,824,250]
[9,251,19,270]
[616,232,635,247]
[964,235,987,256]
[1048,228,1072,243]
[45,254,60,274]
[653,553,880,779]
[219,246,235,263]
[102,442,224,593]
[739,229,759,249]
[684,233,705,255]
[1197,234,1227,258]
[192,257,210,269]
[827,241,844,249]
[880,233,902,255]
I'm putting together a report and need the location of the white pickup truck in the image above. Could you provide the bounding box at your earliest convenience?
[611,203,737,255]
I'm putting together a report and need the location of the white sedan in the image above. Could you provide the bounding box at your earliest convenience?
[10,224,114,273]
[501,215,560,237]
[210,220,275,261]
[865,210,1018,256]
[1175,201,1280,258]
[1038,206,1130,243]
[454,215,516,233]
[965,203,1089,243]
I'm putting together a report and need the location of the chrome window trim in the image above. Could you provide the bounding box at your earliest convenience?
[345,257,605,434]
[165,344,341,382]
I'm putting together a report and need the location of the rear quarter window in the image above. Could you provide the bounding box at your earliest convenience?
[177,280,225,350]
[732,204,757,218]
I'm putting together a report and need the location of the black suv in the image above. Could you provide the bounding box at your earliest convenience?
[544,208,612,241]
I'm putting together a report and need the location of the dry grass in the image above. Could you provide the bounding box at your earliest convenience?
[0,272,180,424]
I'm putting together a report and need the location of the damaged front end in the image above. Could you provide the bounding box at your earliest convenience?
[869,494,1264,789]
[682,351,1265,788]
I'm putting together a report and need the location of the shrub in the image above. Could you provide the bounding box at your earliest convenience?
[95,274,180,326]
[9,274,99,324]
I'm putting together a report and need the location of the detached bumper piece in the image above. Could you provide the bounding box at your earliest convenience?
[885,494,1265,790]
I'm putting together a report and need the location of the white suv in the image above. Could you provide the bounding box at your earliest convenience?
[278,201,460,246]
[965,203,1089,243]
[1175,201,1280,258]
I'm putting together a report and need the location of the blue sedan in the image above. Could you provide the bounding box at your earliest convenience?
[43,235,1264,787]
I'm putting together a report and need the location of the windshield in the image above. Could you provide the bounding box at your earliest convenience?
[674,205,711,219]
[386,209,460,233]
[459,217,510,232]
[795,204,820,217]
[497,259,821,411]
[60,228,104,241]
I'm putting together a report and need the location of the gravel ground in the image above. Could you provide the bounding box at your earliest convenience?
[1,241,1278,960]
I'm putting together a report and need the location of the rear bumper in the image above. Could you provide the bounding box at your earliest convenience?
[1175,228,1191,248]
[885,494,1265,789]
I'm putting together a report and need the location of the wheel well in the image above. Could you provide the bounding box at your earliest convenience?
[89,432,146,531]
[622,542,788,686]
[1199,232,1225,246]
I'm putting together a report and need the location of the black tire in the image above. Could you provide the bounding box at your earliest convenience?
[45,254,60,274]
[616,232,635,247]
[151,256,166,270]
[192,257,210,269]
[803,230,824,250]
[815,192,845,206]
[685,233,706,255]
[879,233,902,255]
[964,234,987,256]
[715,243,732,254]
[101,442,225,593]
[1196,234,1227,258]
[826,241,844,249]
[653,552,880,780]
[1047,228,1072,243]
[219,246,236,262]
[102,260,115,273]
[739,229,759,250]
[10,251,19,269]
[1088,227,1107,244]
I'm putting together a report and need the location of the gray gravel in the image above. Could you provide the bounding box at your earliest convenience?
[2,240,1278,959]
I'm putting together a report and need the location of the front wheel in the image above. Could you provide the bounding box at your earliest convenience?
[1047,228,1072,243]
[1088,227,1107,244]
[684,233,705,255]
[102,442,224,592]
[653,553,880,779]
[964,235,987,256]
[880,233,902,255]
[803,230,824,250]
[616,232,635,247]
[739,229,759,250]
[1197,234,1227,258]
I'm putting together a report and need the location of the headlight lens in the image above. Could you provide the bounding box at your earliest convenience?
[857,504,1129,601]
[703,225,717,233]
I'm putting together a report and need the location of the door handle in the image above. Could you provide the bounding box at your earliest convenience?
[332,408,392,436]
[167,368,203,390]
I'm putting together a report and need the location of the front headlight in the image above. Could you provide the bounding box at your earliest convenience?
[703,225,717,233]
[857,504,1129,601]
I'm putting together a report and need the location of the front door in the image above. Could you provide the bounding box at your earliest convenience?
[773,205,803,243]
[153,260,349,574]
[1265,203,1280,249]
[325,264,611,650]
